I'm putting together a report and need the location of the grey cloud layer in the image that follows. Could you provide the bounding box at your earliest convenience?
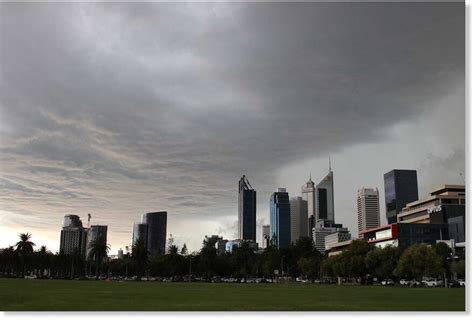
[0,2,464,250]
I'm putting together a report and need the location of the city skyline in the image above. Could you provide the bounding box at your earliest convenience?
[0,2,465,254]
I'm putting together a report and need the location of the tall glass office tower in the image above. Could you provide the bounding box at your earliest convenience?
[143,211,167,256]
[270,188,291,249]
[384,169,418,224]
[238,175,257,241]
[316,169,335,222]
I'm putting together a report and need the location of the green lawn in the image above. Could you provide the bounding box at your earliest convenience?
[0,278,465,311]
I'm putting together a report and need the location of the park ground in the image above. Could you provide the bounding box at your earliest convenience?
[0,278,465,311]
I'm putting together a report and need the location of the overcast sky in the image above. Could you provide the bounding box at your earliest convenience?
[0,2,465,253]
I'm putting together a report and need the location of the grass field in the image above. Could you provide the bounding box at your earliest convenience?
[0,278,465,311]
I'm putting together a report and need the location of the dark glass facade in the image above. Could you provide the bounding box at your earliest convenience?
[318,188,328,219]
[384,170,419,224]
[132,223,148,246]
[238,176,257,241]
[430,204,465,243]
[143,211,167,257]
[270,191,291,249]
[397,223,448,249]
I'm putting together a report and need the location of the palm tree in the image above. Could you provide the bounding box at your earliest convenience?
[131,238,148,281]
[88,236,110,280]
[15,233,35,277]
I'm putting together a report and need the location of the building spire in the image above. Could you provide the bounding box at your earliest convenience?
[329,155,332,172]
[309,171,312,181]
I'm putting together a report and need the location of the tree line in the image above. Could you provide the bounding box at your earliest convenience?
[0,233,465,283]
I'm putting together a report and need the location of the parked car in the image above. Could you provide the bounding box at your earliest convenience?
[399,279,411,286]
[422,279,437,287]
[458,279,465,287]
[448,280,461,288]
[381,278,395,286]
[410,280,422,287]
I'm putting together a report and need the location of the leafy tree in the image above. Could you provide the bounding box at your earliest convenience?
[232,241,256,280]
[451,259,465,278]
[0,246,18,277]
[88,236,110,280]
[199,239,217,281]
[365,246,400,279]
[15,233,35,277]
[433,242,452,282]
[131,238,148,280]
[395,244,443,279]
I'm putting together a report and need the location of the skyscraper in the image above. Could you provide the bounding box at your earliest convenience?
[316,168,335,222]
[301,175,316,217]
[132,223,148,246]
[59,214,87,256]
[357,187,380,237]
[238,175,257,241]
[86,225,108,261]
[143,211,167,257]
[262,224,270,249]
[290,196,308,243]
[302,174,316,238]
[384,169,418,224]
[270,188,291,249]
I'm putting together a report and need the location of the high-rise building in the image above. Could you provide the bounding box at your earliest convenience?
[262,224,270,249]
[270,188,291,249]
[302,175,316,238]
[132,223,148,246]
[290,196,308,243]
[357,187,380,237]
[302,175,316,217]
[238,175,257,241]
[85,225,108,261]
[384,169,418,224]
[59,215,88,256]
[316,169,335,222]
[143,211,167,257]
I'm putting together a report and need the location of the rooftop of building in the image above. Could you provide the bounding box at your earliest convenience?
[400,184,465,212]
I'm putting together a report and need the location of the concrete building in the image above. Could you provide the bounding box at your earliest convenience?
[326,239,353,257]
[290,196,308,243]
[384,169,418,224]
[397,185,465,244]
[316,169,335,223]
[357,187,380,237]
[59,215,88,256]
[225,239,258,254]
[302,174,316,217]
[205,235,223,247]
[312,219,344,254]
[261,224,270,249]
[324,228,351,251]
[143,211,167,257]
[238,175,257,242]
[270,188,291,249]
[360,223,449,249]
[216,239,228,255]
[85,225,108,261]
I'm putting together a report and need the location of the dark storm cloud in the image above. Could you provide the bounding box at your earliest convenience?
[0,2,464,250]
